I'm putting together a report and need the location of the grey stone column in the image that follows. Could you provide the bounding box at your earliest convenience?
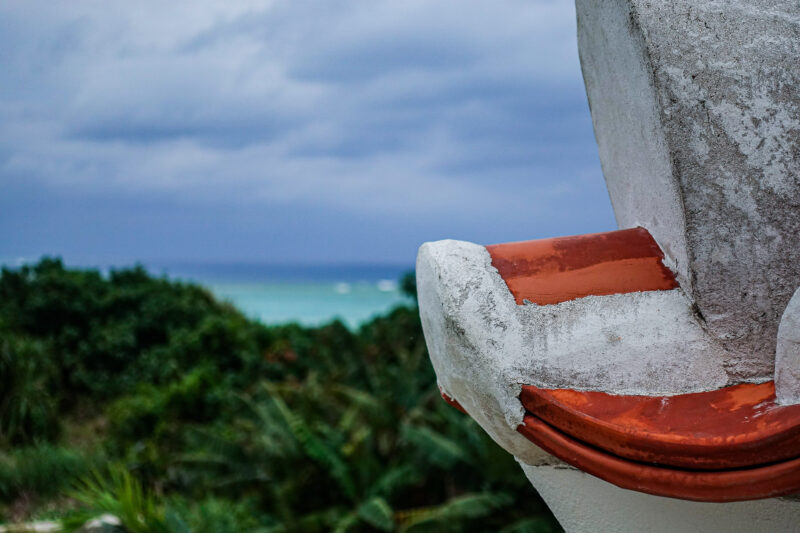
[577,0,800,382]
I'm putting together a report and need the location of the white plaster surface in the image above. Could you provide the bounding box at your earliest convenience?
[776,288,800,405]
[417,239,731,465]
[576,0,688,283]
[418,2,800,523]
[521,463,800,533]
[577,0,800,382]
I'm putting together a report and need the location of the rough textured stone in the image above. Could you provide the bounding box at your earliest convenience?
[577,0,800,382]
[776,289,800,404]
[416,239,730,464]
[416,0,800,520]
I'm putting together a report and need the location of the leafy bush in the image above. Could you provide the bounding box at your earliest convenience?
[64,464,183,533]
[107,365,225,446]
[166,497,266,533]
[0,445,94,501]
[0,259,559,531]
[0,335,60,445]
[0,258,258,400]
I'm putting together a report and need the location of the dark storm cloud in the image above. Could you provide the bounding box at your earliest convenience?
[0,0,615,264]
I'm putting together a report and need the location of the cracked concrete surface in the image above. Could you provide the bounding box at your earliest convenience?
[578,0,800,382]
[417,0,800,527]
[417,240,731,465]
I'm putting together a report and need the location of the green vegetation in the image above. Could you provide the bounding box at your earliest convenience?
[0,258,559,532]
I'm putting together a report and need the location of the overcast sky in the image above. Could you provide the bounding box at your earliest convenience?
[0,0,616,266]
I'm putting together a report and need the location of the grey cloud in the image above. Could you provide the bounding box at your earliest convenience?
[0,0,615,263]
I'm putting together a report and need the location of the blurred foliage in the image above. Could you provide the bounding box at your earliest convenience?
[62,465,181,533]
[0,335,60,445]
[0,258,559,531]
[0,445,97,502]
[399,272,417,303]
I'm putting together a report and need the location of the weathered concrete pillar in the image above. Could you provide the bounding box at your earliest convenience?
[578,0,800,382]
[417,0,800,530]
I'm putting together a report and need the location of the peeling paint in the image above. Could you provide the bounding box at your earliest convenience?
[417,239,731,467]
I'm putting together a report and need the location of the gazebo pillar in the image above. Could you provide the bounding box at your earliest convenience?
[418,1,800,531]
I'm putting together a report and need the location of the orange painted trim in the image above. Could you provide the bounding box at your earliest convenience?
[440,389,467,414]
[439,382,800,500]
[486,227,678,305]
[520,381,800,470]
[517,413,800,502]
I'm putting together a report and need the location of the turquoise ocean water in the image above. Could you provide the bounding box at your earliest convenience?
[151,262,414,328]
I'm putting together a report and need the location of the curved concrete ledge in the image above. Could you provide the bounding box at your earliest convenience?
[420,0,800,524]
[417,230,732,470]
[419,227,800,506]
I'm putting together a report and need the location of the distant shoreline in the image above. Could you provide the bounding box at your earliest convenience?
[2,259,412,283]
[2,258,415,329]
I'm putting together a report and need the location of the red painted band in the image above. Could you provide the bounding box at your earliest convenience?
[438,382,800,500]
[520,381,800,470]
[486,227,678,305]
[517,413,800,502]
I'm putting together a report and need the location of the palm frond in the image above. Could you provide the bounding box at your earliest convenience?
[401,424,470,468]
[357,496,395,531]
[267,386,358,501]
[397,492,513,532]
[68,465,172,533]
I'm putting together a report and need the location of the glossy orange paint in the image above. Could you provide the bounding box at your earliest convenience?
[485,227,678,305]
[520,381,800,470]
[517,413,800,502]
[441,381,800,500]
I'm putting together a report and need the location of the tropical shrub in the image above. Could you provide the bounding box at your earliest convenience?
[0,444,94,502]
[0,335,59,445]
[0,259,559,531]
